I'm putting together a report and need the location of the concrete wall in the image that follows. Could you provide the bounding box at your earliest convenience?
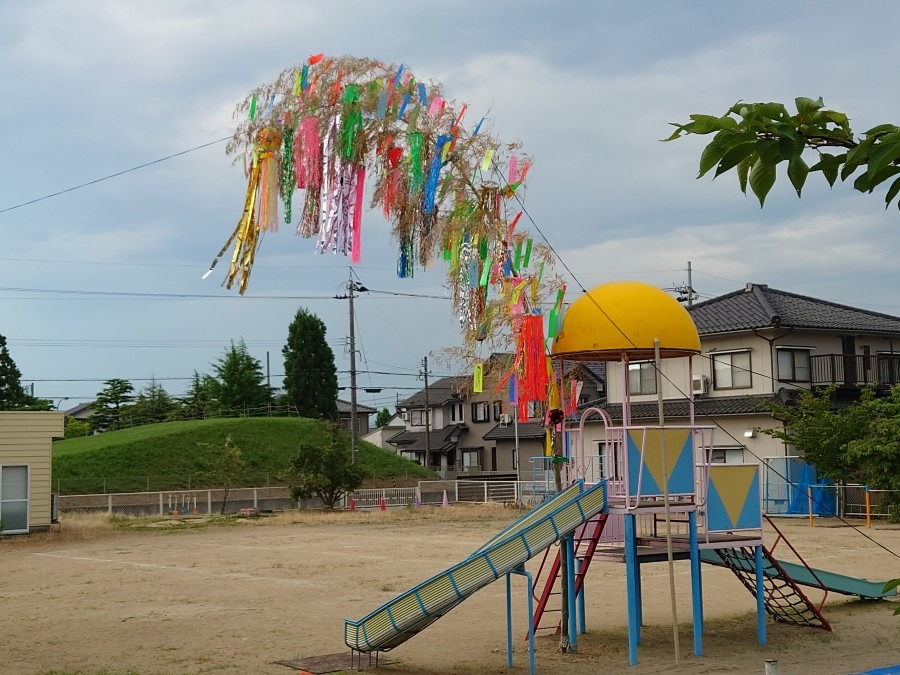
[0,412,64,532]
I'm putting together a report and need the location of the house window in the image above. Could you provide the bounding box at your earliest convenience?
[877,353,900,385]
[777,348,811,382]
[410,409,427,427]
[471,402,490,423]
[597,441,623,480]
[527,400,545,420]
[492,400,503,422]
[628,362,657,395]
[0,465,29,534]
[449,403,464,422]
[710,447,745,464]
[712,351,752,390]
[462,449,480,470]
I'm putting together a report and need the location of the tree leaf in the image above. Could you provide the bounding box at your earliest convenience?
[885,176,900,209]
[749,158,776,207]
[865,165,900,192]
[842,136,877,180]
[737,156,751,194]
[756,138,781,166]
[690,114,739,134]
[715,142,757,178]
[809,153,844,187]
[867,136,900,181]
[795,96,824,116]
[699,130,756,178]
[864,123,898,138]
[787,156,810,197]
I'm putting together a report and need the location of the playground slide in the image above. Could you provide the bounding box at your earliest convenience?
[344,480,607,653]
[699,549,897,600]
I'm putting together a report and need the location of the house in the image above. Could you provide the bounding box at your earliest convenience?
[63,402,95,421]
[387,353,607,478]
[362,412,407,450]
[336,399,376,437]
[483,358,607,477]
[0,411,64,534]
[582,282,900,478]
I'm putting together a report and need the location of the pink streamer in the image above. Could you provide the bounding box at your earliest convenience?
[295,117,322,189]
[508,156,518,184]
[351,166,365,263]
[427,95,444,117]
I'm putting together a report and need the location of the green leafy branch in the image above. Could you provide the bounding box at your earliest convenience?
[665,97,900,208]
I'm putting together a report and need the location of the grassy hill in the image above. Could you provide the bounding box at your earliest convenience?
[53,417,432,494]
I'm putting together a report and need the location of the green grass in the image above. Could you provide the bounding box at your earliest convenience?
[53,417,432,494]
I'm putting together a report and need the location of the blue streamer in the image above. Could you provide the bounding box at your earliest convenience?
[397,94,411,120]
[503,256,512,277]
[394,64,404,87]
[468,260,479,287]
[417,82,427,104]
[376,89,389,118]
[473,116,485,136]
[423,135,451,212]
[300,64,309,91]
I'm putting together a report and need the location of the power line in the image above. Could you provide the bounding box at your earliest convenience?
[0,137,230,215]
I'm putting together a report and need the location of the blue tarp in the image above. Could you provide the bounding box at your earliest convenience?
[850,667,900,674]
[786,461,836,516]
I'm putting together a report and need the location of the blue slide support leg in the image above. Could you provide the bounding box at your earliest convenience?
[565,534,577,650]
[506,566,536,675]
[624,513,639,666]
[755,545,766,645]
[689,510,703,656]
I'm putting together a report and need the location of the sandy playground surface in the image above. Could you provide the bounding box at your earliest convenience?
[1,507,899,675]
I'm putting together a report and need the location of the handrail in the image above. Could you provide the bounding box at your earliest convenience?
[764,514,830,612]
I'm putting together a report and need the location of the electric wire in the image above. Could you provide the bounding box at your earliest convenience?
[0,137,230,215]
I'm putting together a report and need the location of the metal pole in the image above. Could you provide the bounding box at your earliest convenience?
[349,276,359,465]
[865,486,871,528]
[655,338,681,664]
[422,356,431,470]
[514,405,521,484]
[687,260,694,308]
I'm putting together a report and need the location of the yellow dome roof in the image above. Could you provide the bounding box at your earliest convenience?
[551,281,700,361]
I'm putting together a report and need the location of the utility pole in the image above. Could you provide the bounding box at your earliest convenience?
[349,278,359,465]
[420,356,432,469]
[687,260,694,308]
[335,272,368,465]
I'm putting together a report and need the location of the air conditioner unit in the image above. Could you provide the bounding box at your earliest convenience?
[499,413,511,426]
[51,493,59,524]
[400,411,409,421]
[692,375,709,396]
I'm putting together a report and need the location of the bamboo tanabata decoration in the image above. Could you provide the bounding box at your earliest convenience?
[210,53,564,413]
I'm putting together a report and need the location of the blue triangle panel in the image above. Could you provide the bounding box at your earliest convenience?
[627,435,660,497]
[667,435,695,495]
[735,473,762,529]
[705,481,735,531]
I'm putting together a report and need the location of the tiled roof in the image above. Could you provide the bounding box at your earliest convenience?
[690,284,900,335]
[483,421,546,440]
[398,376,469,407]
[578,394,776,422]
[336,399,376,414]
[386,423,467,452]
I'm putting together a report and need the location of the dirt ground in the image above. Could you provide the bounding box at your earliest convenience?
[1,508,898,675]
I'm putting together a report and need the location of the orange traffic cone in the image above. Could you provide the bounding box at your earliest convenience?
[380,496,387,512]
[349,498,356,512]
[442,490,449,507]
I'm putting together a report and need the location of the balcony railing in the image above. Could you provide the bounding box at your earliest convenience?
[810,354,900,387]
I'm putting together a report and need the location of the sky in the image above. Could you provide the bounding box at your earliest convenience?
[4,0,900,412]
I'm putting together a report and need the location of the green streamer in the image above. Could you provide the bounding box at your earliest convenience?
[408,132,424,190]
[280,127,295,224]
[249,95,257,120]
[514,241,523,272]
[340,85,362,160]
[548,309,559,338]
[479,258,492,286]
[479,237,488,260]
[523,239,533,267]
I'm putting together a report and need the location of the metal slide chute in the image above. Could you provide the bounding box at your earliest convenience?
[344,481,608,653]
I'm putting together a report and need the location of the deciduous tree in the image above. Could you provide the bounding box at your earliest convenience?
[666,97,900,209]
[283,422,363,508]
[375,407,392,428]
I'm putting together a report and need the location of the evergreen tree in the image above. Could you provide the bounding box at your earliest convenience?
[282,308,338,420]
[213,340,272,413]
[126,380,177,424]
[0,334,29,410]
[92,378,135,431]
[182,371,222,419]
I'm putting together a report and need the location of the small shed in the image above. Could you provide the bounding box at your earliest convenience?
[0,411,64,534]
